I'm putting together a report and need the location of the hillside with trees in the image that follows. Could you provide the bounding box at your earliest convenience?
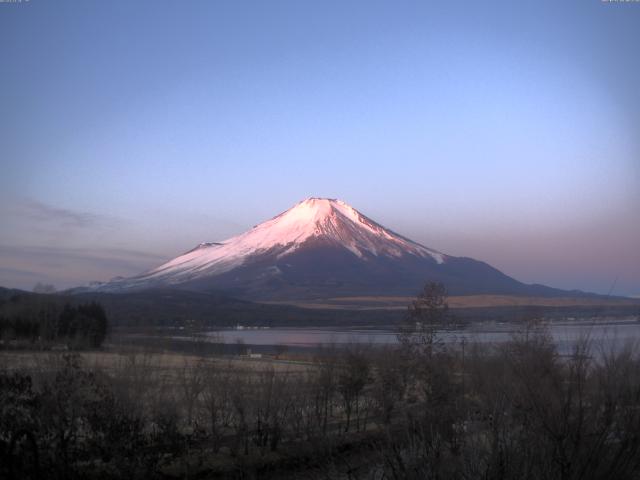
[0,292,108,349]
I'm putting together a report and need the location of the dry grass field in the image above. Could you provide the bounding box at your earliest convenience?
[0,348,313,376]
[264,294,640,310]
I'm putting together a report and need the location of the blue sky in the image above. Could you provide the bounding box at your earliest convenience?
[0,0,639,295]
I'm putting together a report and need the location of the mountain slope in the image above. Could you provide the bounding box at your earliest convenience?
[91,198,581,300]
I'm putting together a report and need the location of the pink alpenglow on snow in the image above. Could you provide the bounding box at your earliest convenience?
[88,198,577,300]
[121,198,445,287]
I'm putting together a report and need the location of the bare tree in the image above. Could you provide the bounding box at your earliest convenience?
[201,361,234,452]
[398,281,450,358]
[372,346,405,425]
[178,357,207,426]
[338,344,371,433]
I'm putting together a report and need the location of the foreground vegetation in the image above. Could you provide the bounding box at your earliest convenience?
[3,329,640,478]
[3,282,640,479]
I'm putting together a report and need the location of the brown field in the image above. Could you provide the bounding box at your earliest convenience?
[0,348,314,376]
[263,294,640,310]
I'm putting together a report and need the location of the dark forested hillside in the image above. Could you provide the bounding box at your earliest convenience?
[0,290,108,348]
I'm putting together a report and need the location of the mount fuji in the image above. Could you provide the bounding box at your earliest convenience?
[90,198,573,300]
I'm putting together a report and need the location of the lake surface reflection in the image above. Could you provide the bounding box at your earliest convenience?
[206,318,640,354]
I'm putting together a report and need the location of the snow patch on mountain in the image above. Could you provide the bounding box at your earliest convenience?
[96,198,446,290]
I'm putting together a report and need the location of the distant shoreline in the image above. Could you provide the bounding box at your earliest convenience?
[262,294,640,310]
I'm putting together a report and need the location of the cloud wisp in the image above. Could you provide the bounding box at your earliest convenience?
[0,244,168,290]
[15,199,120,229]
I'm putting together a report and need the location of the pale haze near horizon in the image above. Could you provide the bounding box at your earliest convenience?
[0,0,638,296]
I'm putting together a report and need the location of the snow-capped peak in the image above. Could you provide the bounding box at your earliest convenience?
[102,198,446,289]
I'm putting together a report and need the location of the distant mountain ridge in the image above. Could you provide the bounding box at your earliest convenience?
[86,198,596,300]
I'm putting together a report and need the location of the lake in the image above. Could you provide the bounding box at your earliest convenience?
[205,317,640,354]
